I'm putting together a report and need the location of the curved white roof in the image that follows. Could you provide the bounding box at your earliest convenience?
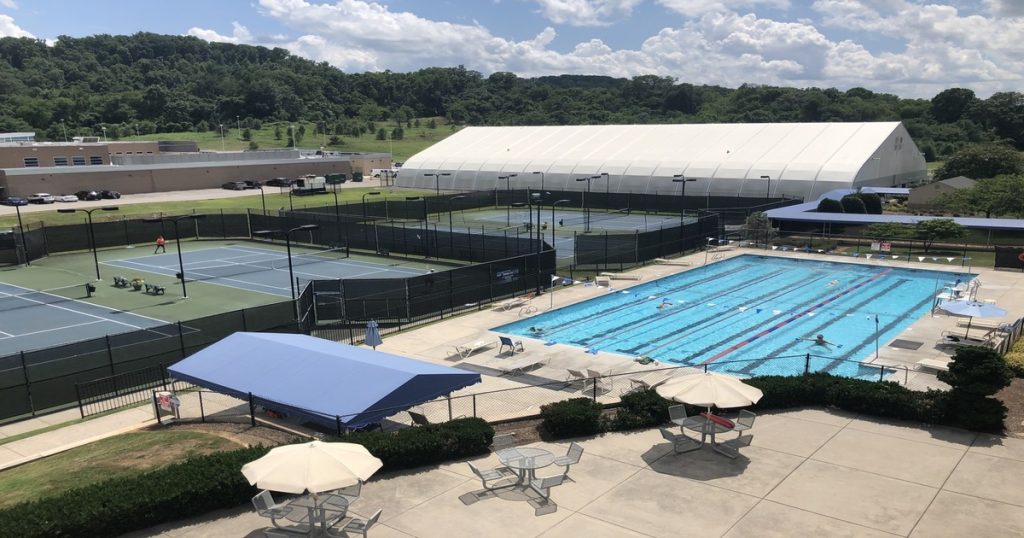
[397,122,927,200]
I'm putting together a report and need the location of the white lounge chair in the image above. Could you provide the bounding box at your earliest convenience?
[453,339,495,359]
[936,331,994,349]
[498,354,546,376]
[600,271,643,280]
[917,358,950,372]
[338,508,381,537]
[654,257,691,266]
[492,293,535,311]
[585,368,612,393]
[565,369,588,390]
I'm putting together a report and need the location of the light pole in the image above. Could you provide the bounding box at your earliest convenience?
[532,171,545,191]
[13,203,28,266]
[424,172,450,196]
[551,199,571,247]
[672,174,697,227]
[447,194,466,256]
[58,206,119,280]
[101,126,107,142]
[594,172,610,211]
[761,175,771,202]
[575,177,594,233]
[406,196,430,257]
[60,119,67,142]
[362,191,383,223]
[253,224,320,318]
[219,124,225,151]
[236,115,241,138]
[256,185,266,215]
[142,214,204,298]
[513,199,543,295]
[134,124,139,137]
[499,174,517,225]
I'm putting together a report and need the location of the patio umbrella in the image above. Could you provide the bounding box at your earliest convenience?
[365,320,383,350]
[241,441,383,494]
[937,300,1007,338]
[655,371,763,409]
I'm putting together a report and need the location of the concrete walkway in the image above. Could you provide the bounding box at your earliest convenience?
[127,407,1024,538]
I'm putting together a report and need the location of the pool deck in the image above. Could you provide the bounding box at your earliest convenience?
[374,248,1024,407]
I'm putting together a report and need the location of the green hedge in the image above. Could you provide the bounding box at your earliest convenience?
[540,398,604,437]
[1003,338,1024,378]
[541,373,1005,440]
[0,418,494,538]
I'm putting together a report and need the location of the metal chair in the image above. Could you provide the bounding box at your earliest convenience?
[714,434,754,459]
[731,410,756,437]
[553,442,583,477]
[668,404,704,430]
[334,481,362,504]
[339,508,382,537]
[408,410,431,426]
[529,474,566,503]
[252,490,292,528]
[498,336,524,355]
[467,461,512,490]
[659,427,700,454]
[565,369,588,390]
[491,432,517,451]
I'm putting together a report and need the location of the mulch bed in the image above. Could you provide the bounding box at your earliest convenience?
[998,378,1024,438]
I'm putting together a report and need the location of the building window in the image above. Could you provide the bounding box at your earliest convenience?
[72,156,86,166]
[53,156,68,166]
[23,157,39,167]
[89,156,103,165]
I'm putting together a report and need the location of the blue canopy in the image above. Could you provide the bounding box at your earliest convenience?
[168,332,481,429]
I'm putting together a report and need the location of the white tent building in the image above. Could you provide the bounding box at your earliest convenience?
[397,122,927,201]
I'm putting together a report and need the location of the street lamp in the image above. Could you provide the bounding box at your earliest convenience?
[219,124,225,151]
[142,214,204,298]
[424,172,451,196]
[532,171,545,191]
[575,177,595,233]
[101,126,107,142]
[760,175,771,201]
[498,174,517,225]
[362,191,383,223]
[236,115,241,138]
[12,203,28,266]
[60,119,67,142]
[256,184,266,215]
[447,194,466,256]
[252,224,320,316]
[406,196,430,258]
[57,206,119,280]
[551,199,571,247]
[594,172,610,210]
[672,174,697,227]
[513,199,544,295]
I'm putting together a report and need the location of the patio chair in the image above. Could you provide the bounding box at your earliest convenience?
[409,410,432,426]
[252,490,292,527]
[498,336,525,355]
[529,474,567,503]
[730,410,756,437]
[714,434,754,459]
[659,427,700,454]
[585,368,612,393]
[491,432,517,451]
[453,339,494,359]
[334,481,362,504]
[565,369,588,390]
[621,377,651,395]
[467,461,513,491]
[668,404,704,430]
[338,508,382,537]
[553,442,584,478]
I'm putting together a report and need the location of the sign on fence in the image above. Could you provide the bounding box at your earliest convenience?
[153,390,180,424]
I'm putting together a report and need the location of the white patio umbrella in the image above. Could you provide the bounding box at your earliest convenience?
[655,371,763,409]
[242,441,383,494]
[937,300,1007,338]
[365,320,383,350]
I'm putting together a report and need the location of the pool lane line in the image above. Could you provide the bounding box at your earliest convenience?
[611,269,836,356]
[735,278,910,375]
[539,262,757,339]
[819,292,935,373]
[573,267,792,349]
[698,268,894,366]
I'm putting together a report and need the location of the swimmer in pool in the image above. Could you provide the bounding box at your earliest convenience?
[803,334,834,347]
[529,326,544,335]
[657,299,673,310]
[827,279,839,287]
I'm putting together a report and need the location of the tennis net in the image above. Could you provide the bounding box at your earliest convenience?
[0,283,95,314]
[552,208,631,227]
[183,246,349,281]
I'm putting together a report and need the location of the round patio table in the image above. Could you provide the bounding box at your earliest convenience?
[683,418,734,456]
[497,447,555,485]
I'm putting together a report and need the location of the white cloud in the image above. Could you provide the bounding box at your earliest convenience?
[657,0,790,17]
[186,22,252,44]
[0,14,32,38]
[0,0,18,10]
[983,0,1024,17]
[533,0,642,26]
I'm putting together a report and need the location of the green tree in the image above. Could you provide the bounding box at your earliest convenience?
[247,140,259,150]
[816,198,844,213]
[376,127,387,140]
[934,143,1024,180]
[856,192,883,214]
[864,222,911,241]
[427,118,437,129]
[935,174,1024,217]
[936,346,1011,432]
[913,218,965,252]
[841,195,867,214]
[241,127,251,141]
[273,124,282,140]
[743,211,775,244]
[931,88,977,123]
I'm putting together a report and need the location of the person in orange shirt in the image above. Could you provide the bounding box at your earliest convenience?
[154,235,166,254]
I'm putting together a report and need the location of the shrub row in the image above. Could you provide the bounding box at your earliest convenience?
[1004,338,1024,378]
[541,372,1007,440]
[0,418,494,538]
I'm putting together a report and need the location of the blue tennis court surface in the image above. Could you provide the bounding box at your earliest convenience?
[103,245,430,298]
[496,255,968,379]
[0,282,173,356]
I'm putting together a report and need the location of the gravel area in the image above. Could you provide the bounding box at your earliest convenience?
[999,378,1024,438]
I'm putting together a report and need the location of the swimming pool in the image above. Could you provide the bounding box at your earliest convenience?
[495,255,969,379]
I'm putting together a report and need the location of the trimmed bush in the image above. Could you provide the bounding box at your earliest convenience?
[841,195,867,214]
[857,192,883,214]
[1003,338,1024,378]
[938,346,1011,431]
[612,389,671,430]
[816,198,844,213]
[541,398,604,438]
[0,418,494,537]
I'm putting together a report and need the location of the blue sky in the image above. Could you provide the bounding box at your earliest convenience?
[2,0,1022,98]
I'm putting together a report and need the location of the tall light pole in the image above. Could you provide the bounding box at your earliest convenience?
[424,172,450,196]
[13,203,28,266]
[761,175,771,202]
[594,172,610,211]
[447,194,466,256]
[219,124,225,151]
[253,224,321,318]
[406,196,430,258]
[236,115,241,138]
[101,126,107,142]
[575,177,594,233]
[58,206,119,280]
[498,174,517,225]
[551,199,571,247]
[514,199,543,295]
[142,214,205,298]
[256,184,266,215]
[362,191,383,223]
[532,170,545,191]
[672,174,697,227]
[60,119,67,142]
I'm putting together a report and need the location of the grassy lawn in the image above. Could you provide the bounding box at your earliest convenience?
[0,186,433,228]
[0,430,241,508]
[120,118,459,163]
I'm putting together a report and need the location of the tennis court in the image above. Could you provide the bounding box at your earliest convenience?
[102,244,431,298]
[0,282,175,356]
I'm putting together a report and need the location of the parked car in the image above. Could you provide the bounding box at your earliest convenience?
[242,180,262,189]
[1,196,28,206]
[222,181,247,190]
[27,193,56,204]
[57,194,79,202]
[99,190,121,199]
[75,190,101,201]
[265,177,294,187]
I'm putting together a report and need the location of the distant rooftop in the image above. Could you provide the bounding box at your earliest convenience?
[0,132,36,144]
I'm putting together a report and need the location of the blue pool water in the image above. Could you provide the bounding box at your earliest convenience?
[496,255,970,379]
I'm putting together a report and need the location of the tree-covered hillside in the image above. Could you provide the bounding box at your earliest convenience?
[1,33,1022,160]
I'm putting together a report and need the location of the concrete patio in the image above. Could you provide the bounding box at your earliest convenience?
[129,407,1024,537]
